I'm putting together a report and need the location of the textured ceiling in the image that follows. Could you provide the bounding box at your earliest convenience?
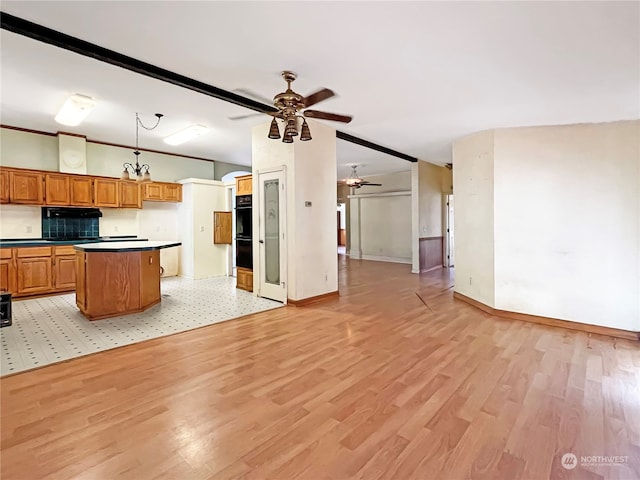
[1,1,638,180]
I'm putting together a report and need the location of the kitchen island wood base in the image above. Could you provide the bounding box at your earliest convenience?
[76,250,160,320]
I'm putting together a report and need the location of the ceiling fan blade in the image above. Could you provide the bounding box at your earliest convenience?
[303,110,353,123]
[232,88,274,105]
[303,88,335,108]
[228,112,264,121]
[361,183,382,187]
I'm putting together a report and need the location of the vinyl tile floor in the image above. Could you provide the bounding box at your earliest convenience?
[0,276,282,376]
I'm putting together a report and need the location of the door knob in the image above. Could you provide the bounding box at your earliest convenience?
[259,240,264,244]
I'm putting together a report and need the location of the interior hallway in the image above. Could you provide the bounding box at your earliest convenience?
[1,257,638,479]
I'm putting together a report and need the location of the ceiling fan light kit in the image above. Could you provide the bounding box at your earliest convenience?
[122,112,163,182]
[54,93,96,126]
[265,71,352,143]
[343,165,383,189]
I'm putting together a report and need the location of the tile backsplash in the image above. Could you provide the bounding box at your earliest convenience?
[41,217,99,239]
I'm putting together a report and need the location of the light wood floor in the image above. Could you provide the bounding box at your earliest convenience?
[1,257,639,479]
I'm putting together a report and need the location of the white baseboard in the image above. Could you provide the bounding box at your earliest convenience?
[361,254,412,265]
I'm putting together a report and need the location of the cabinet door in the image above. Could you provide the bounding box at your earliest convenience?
[70,176,94,206]
[0,249,16,294]
[119,181,142,208]
[54,255,76,290]
[0,170,10,204]
[236,176,252,196]
[17,257,52,294]
[94,178,119,207]
[140,250,160,308]
[75,252,87,311]
[10,171,44,204]
[143,182,163,201]
[162,183,182,202]
[45,173,71,205]
[214,211,232,244]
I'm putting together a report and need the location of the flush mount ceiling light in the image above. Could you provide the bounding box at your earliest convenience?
[163,124,209,145]
[122,112,163,183]
[54,94,96,126]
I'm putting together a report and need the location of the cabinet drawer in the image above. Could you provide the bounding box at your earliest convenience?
[17,247,52,258]
[54,245,76,256]
[0,248,13,260]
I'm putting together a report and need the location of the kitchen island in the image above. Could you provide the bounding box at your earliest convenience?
[74,241,180,320]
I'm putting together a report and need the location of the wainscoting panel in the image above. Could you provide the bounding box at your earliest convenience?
[419,236,443,272]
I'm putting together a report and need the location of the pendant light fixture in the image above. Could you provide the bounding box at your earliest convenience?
[122,112,163,182]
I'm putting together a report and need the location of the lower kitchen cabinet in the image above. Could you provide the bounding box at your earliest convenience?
[236,267,253,292]
[53,246,76,290]
[0,249,16,294]
[17,255,53,295]
[1,245,77,298]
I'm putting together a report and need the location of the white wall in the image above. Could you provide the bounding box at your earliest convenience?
[418,160,445,238]
[350,170,413,265]
[493,121,639,331]
[252,119,338,301]
[452,130,496,307]
[177,179,228,279]
[0,205,41,238]
[86,143,214,181]
[453,120,640,332]
[0,128,58,171]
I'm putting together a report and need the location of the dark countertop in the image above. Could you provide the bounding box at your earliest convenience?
[73,241,181,253]
[0,236,148,248]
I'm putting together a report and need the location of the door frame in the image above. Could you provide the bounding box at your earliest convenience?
[255,166,287,303]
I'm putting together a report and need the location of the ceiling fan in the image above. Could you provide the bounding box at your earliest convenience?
[230,71,353,142]
[341,165,382,189]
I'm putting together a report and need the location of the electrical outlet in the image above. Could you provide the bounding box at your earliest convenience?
[469,276,472,285]
[25,225,32,233]
[114,226,119,232]
[200,226,204,232]
[156,225,160,232]
[324,273,328,282]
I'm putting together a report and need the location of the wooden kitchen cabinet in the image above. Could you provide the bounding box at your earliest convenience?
[94,178,119,207]
[53,245,76,291]
[1,170,10,204]
[214,211,232,244]
[236,175,252,196]
[0,249,16,294]
[162,183,182,202]
[142,182,182,202]
[119,181,142,208]
[45,173,71,205]
[16,247,53,295]
[9,170,44,204]
[70,176,94,206]
[236,267,253,292]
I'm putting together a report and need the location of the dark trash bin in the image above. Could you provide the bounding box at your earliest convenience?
[0,293,12,327]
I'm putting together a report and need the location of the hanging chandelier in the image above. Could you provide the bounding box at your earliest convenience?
[122,112,163,182]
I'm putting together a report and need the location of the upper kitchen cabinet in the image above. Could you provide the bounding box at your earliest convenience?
[236,175,252,196]
[70,176,94,206]
[0,170,10,204]
[119,181,142,208]
[9,170,44,205]
[142,182,182,202]
[44,173,71,205]
[93,178,119,208]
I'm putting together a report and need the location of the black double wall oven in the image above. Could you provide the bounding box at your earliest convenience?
[235,195,252,269]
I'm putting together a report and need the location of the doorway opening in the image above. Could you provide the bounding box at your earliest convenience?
[337,202,346,255]
[445,194,454,267]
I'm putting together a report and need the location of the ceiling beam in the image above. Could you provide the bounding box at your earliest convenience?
[1,12,418,164]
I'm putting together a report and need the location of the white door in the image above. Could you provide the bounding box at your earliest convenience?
[258,169,287,302]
